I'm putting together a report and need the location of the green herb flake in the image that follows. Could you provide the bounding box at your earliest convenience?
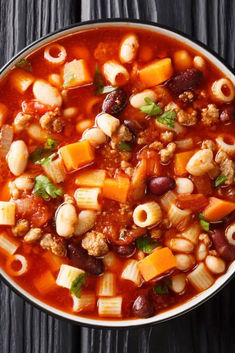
[136,235,161,254]
[64,74,74,86]
[140,97,162,116]
[40,152,58,166]
[156,110,176,128]
[34,175,63,200]
[94,64,118,95]
[45,138,57,149]
[120,230,127,239]
[118,141,132,152]
[15,59,32,73]
[199,213,211,233]
[70,273,87,299]
[153,278,172,295]
[214,174,227,188]
[29,138,58,165]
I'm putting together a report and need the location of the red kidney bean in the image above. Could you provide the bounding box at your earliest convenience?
[147,176,176,196]
[67,242,104,275]
[102,88,127,115]
[211,229,235,261]
[112,242,136,257]
[167,68,203,95]
[132,294,155,318]
[219,105,235,123]
[124,119,145,135]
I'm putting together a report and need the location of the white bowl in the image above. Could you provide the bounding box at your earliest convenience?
[0,19,234,328]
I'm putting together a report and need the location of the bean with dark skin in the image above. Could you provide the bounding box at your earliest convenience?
[167,68,203,95]
[147,176,176,196]
[211,229,235,261]
[67,242,104,275]
[102,88,127,115]
[112,242,136,257]
[132,294,155,318]
[124,119,145,135]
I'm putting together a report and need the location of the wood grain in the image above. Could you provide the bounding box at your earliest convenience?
[0,1,234,352]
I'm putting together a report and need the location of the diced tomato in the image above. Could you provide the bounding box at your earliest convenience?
[192,175,213,196]
[176,193,209,212]
[15,195,52,226]
[22,100,53,115]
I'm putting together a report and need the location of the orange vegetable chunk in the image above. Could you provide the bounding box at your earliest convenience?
[60,140,95,171]
[75,169,106,187]
[177,194,209,212]
[34,270,56,295]
[203,197,235,222]
[138,247,177,282]
[43,251,67,272]
[139,58,173,87]
[174,150,195,176]
[103,177,130,203]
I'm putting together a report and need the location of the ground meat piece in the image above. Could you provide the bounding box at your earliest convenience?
[82,231,109,257]
[137,133,148,145]
[150,228,162,240]
[117,125,132,142]
[64,194,75,204]
[39,108,64,133]
[178,90,195,103]
[120,161,134,177]
[13,112,32,132]
[119,151,132,161]
[149,141,163,150]
[201,104,219,126]
[12,219,29,237]
[207,162,220,180]
[201,139,216,151]
[24,228,42,243]
[160,131,174,143]
[215,150,235,185]
[199,233,211,245]
[40,233,66,256]
[9,181,19,200]
[164,102,180,113]
[177,109,197,126]
[159,142,176,164]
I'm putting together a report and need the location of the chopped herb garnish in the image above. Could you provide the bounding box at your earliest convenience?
[94,64,118,95]
[140,97,162,116]
[64,73,74,86]
[153,278,172,295]
[70,273,87,299]
[34,175,63,200]
[118,141,132,152]
[214,174,227,188]
[199,213,211,233]
[156,110,176,128]
[136,235,161,253]
[120,230,127,239]
[29,138,58,165]
[15,58,32,73]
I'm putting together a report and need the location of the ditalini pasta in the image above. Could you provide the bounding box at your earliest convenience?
[0,25,234,321]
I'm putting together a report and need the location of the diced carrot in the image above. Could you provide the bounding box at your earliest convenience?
[34,270,56,295]
[138,247,177,281]
[10,69,34,93]
[203,197,235,222]
[174,150,195,176]
[103,176,130,203]
[0,182,11,201]
[63,59,92,88]
[138,46,154,62]
[192,175,213,196]
[60,140,95,171]
[176,194,209,212]
[139,58,173,87]
[75,169,106,187]
[43,251,67,273]
[129,159,147,201]
[0,103,8,127]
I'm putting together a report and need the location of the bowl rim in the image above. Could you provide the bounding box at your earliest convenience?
[0,18,234,329]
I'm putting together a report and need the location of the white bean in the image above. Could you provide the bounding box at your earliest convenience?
[14,174,34,190]
[175,254,195,271]
[63,107,78,119]
[193,56,206,71]
[33,80,62,107]
[196,242,208,261]
[82,127,107,147]
[186,149,214,176]
[96,113,120,137]
[175,178,194,194]
[56,203,77,237]
[130,89,157,108]
[48,74,62,87]
[119,34,139,63]
[225,223,235,246]
[205,255,226,274]
[7,141,29,176]
[170,274,186,293]
[74,210,97,236]
[169,238,194,253]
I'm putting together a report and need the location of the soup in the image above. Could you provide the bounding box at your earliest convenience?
[0,27,234,320]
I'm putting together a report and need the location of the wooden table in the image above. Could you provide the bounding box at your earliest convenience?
[0,1,234,352]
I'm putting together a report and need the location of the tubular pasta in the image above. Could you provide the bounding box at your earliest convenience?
[74,187,101,210]
[98,296,122,318]
[97,272,116,297]
[121,259,141,286]
[6,254,28,276]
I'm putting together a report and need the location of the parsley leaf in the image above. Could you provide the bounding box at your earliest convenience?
[136,235,161,253]
[70,273,87,299]
[140,97,162,116]
[118,141,132,152]
[156,110,176,128]
[214,174,227,188]
[15,59,32,73]
[120,230,127,239]
[29,138,58,165]
[94,65,118,95]
[64,74,74,86]
[34,175,63,199]
[153,278,172,295]
[45,138,57,149]
[199,213,212,233]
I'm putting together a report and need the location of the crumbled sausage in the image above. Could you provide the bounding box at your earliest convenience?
[150,228,162,240]
[24,228,42,243]
[160,131,174,143]
[215,150,235,185]
[201,139,216,151]
[120,161,134,177]
[137,132,148,145]
[82,231,109,257]
[9,181,19,200]
[177,109,197,126]
[149,141,163,150]
[40,233,66,256]
[201,104,219,126]
[164,102,180,113]
[39,108,64,133]
[199,233,211,246]
[13,112,32,132]
[178,90,195,103]
[12,219,30,237]
[117,125,132,141]
[159,142,176,164]
[207,162,220,180]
